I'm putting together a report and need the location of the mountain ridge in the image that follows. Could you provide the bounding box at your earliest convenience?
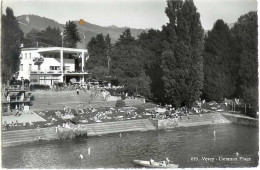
[16,14,146,47]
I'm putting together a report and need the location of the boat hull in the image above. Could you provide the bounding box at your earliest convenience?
[133,160,179,168]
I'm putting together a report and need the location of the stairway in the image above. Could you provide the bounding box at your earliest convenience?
[84,119,156,136]
[2,127,58,147]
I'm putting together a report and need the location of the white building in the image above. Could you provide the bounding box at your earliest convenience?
[18,47,89,85]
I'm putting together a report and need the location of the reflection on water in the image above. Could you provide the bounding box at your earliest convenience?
[2,124,259,168]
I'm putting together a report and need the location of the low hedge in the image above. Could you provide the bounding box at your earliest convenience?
[30,84,50,90]
[115,99,126,108]
[57,126,88,140]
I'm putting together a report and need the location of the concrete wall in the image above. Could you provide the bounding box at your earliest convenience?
[150,113,231,129]
[150,118,179,129]
[18,50,41,80]
[222,113,258,127]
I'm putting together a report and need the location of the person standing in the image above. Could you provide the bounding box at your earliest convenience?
[88,147,91,156]
[77,88,79,95]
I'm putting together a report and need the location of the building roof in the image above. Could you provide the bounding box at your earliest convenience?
[21,47,88,54]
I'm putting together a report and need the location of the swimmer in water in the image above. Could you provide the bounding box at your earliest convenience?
[88,147,91,155]
[79,154,84,159]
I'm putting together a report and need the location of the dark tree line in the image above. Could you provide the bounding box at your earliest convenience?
[1,7,23,84]
[2,3,258,116]
[203,12,258,116]
[24,26,62,47]
[24,20,81,48]
[86,1,257,116]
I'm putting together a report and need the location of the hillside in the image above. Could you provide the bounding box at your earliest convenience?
[16,15,146,46]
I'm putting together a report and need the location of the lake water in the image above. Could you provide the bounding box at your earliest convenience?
[2,124,259,168]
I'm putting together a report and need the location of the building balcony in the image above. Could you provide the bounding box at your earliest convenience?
[30,70,62,74]
[33,57,44,65]
[64,70,89,74]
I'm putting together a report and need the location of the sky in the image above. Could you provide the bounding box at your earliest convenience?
[2,0,258,30]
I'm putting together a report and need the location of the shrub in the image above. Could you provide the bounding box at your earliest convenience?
[30,84,50,91]
[30,95,35,101]
[115,99,126,108]
[121,94,126,100]
[57,127,88,140]
[24,79,30,86]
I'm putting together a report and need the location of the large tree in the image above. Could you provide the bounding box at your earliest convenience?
[232,11,258,115]
[203,19,236,101]
[1,7,24,84]
[161,0,204,108]
[110,29,151,97]
[138,29,165,102]
[63,21,80,48]
[86,34,109,70]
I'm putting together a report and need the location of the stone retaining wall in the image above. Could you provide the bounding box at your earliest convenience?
[222,113,258,127]
[150,113,231,129]
[150,118,179,129]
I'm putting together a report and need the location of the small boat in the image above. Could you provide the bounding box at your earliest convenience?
[133,160,179,168]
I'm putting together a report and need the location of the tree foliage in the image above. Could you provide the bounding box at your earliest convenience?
[138,29,165,101]
[1,7,24,84]
[161,0,204,108]
[90,66,109,80]
[110,29,151,97]
[231,11,258,114]
[24,26,62,47]
[86,34,110,70]
[203,19,236,101]
[63,21,80,48]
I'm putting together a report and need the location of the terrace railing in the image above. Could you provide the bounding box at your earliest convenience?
[64,70,89,74]
[30,70,62,74]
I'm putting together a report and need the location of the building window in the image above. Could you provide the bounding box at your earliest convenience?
[65,66,70,70]
[31,79,38,83]
[50,66,61,70]
[29,64,32,71]
[25,53,27,59]
[20,64,23,71]
[20,54,23,59]
[29,53,31,59]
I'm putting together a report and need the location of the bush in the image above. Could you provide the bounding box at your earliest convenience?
[30,95,35,101]
[57,127,88,140]
[121,94,126,100]
[115,99,126,108]
[30,84,50,91]
[24,79,30,86]
[9,79,22,86]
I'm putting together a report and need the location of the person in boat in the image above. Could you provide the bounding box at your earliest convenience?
[166,157,170,165]
[160,160,166,166]
[79,153,84,159]
[150,159,154,165]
